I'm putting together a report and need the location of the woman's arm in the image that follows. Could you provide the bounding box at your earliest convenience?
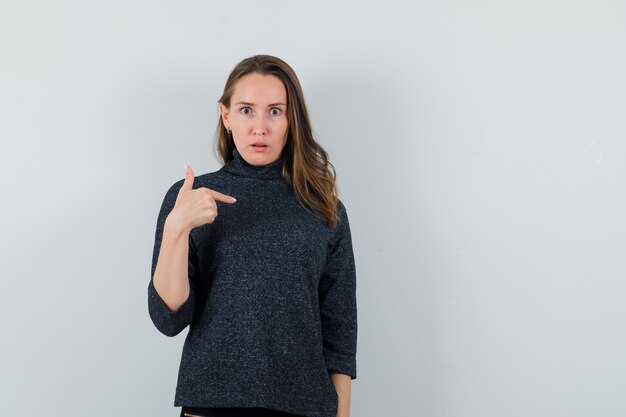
[330,371,352,417]
[152,218,192,312]
[319,200,358,416]
[149,167,235,336]
[147,181,197,337]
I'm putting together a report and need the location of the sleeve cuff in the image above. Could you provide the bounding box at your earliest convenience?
[147,278,194,337]
[324,350,357,380]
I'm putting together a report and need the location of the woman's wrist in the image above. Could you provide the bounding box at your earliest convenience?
[164,214,191,238]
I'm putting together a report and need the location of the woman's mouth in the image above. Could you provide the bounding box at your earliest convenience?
[251,144,268,151]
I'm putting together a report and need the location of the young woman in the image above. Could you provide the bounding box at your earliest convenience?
[148,54,357,417]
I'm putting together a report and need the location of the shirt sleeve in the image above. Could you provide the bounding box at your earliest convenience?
[147,180,197,337]
[318,199,358,379]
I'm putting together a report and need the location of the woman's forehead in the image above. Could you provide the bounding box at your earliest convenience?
[232,73,287,104]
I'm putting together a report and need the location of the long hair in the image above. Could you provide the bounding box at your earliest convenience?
[213,54,340,228]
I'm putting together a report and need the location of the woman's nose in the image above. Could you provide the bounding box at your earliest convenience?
[253,116,268,135]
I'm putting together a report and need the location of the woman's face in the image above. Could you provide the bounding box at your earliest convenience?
[220,73,289,166]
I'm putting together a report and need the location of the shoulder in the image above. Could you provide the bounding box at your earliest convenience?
[325,198,355,258]
[328,198,352,241]
[336,198,347,215]
[335,198,350,227]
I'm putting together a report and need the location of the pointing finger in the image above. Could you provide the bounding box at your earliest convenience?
[208,189,237,204]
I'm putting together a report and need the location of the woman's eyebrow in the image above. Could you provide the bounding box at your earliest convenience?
[235,101,286,107]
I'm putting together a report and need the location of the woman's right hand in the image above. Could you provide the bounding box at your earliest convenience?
[166,163,237,233]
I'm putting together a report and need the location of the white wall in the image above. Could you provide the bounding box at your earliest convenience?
[1,1,625,416]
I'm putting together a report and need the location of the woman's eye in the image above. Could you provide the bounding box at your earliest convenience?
[240,107,252,115]
[270,108,281,116]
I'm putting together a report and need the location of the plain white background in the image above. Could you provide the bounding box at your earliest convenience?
[1,1,625,416]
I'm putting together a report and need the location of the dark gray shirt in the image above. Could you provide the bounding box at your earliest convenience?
[148,148,358,417]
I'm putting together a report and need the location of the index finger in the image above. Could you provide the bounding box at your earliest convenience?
[207,188,237,204]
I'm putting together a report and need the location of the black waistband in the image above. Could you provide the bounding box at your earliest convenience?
[180,406,304,417]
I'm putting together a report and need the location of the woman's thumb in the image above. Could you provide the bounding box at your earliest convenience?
[181,163,195,191]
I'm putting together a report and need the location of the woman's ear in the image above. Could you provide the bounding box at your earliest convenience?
[219,102,229,127]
